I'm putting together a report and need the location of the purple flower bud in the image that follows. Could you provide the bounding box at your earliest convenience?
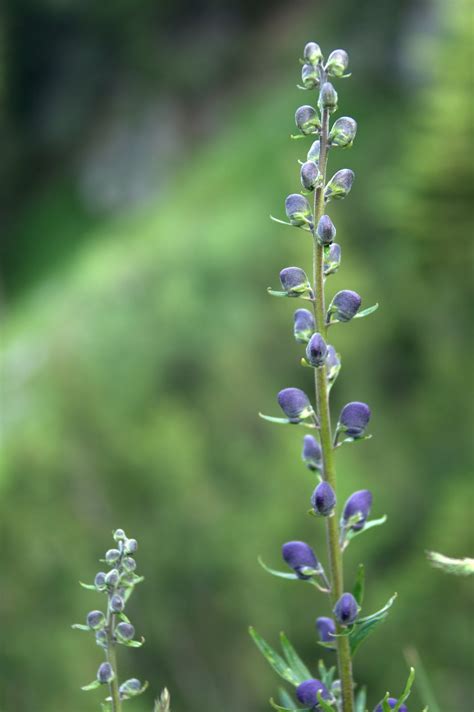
[277,388,313,421]
[303,42,323,65]
[285,194,313,227]
[329,290,361,322]
[319,82,338,112]
[120,678,143,696]
[113,528,126,541]
[296,679,331,707]
[325,345,341,378]
[342,489,372,531]
[307,139,320,163]
[116,622,135,641]
[295,105,321,135]
[95,629,108,648]
[294,309,315,344]
[316,616,336,643]
[334,592,359,626]
[311,481,336,516]
[105,569,120,587]
[324,243,341,275]
[125,538,138,554]
[105,548,121,565]
[301,63,319,89]
[94,571,107,588]
[326,49,349,78]
[316,215,336,245]
[339,402,371,437]
[325,169,355,200]
[300,161,319,191]
[306,332,328,367]
[122,557,136,573]
[282,541,319,579]
[330,116,357,148]
[87,610,106,630]
[97,662,114,684]
[279,267,310,296]
[302,434,322,471]
[374,699,408,712]
[110,594,125,613]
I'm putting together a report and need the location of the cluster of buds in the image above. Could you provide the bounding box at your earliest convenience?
[253,39,416,712]
[73,529,149,707]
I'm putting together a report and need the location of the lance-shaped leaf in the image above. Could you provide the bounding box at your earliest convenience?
[353,303,379,319]
[249,627,300,686]
[348,593,397,656]
[81,680,101,691]
[352,564,365,606]
[278,687,299,709]
[258,413,318,429]
[270,216,312,232]
[279,632,312,683]
[318,660,336,689]
[335,433,373,448]
[342,516,388,551]
[258,557,328,591]
[270,700,310,711]
[354,686,367,712]
[392,668,415,711]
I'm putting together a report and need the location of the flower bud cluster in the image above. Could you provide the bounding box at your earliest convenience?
[73,528,147,704]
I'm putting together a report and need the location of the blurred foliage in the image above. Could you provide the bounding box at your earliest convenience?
[0,0,472,710]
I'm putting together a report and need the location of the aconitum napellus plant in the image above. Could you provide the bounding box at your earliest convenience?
[249,42,423,712]
[73,529,170,711]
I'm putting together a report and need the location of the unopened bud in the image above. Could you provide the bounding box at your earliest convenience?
[285,193,313,227]
[110,594,125,613]
[319,82,338,112]
[296,680,331,707]
[324,243,341,275]
[113,528,126,542]
[105,569,120,587]
[279,267,311,296]
[316,616,336,643]
[94,571,107,589]
[87,610,106,630]
[116,622,135,641]
[105,549,121,565]
[125,538,138,554]
[295,105,320,135]
[328,289,361,321]
[325,169,355,200]
[301,63,319,89]
[120,678,143,697]
[342,489,372,531]
[282,541,319,579]
[326,49,349,78]
[374,699,408,712]
[316,215,336,245]
[339,402,371,438]
[300,161,319,191]
[334,592,359,626]
[302,434,322,471]
[293,308,315,344]
[305,332,328,367]
[303,42,323,65]
[311,481,336,516]
[97,662,114,684]
[307,139,321,163]
[329,116,357,148]
[277,388,313,421]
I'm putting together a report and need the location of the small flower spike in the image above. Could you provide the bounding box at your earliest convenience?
[316,616,336,643]
[296,679,332,707]
[339,401,371,437]
[374,699,408,712]
[277,388,313,421]
[306,332,328,367]
[302,434,322,471]
[334,592,359,626]
[328,289,362,322]
[342,489,373,531]
[282,541,319,579]
[311,481,336,516]
[294,308,315,344]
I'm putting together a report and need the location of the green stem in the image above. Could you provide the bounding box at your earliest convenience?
[106,611,122,711]
[312,90,354,711]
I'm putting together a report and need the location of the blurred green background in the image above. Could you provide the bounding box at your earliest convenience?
[0,0,472,710]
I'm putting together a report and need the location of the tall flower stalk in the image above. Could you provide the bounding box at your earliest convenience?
[251,41,421,712]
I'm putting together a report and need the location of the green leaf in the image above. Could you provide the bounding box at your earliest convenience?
[71,624,90,631]
[353,564,365,606]
[81,679,101,691]
[335,433,373,448]
[258,413,292,425]
[79,581,97,591]
[353,303,379,319]
[355,686,367,712]
[343,516,388,550]
[279,632,312,683]
[393,668,415,710]
[381,694,392,712]
[278,687,297,708]
[249,627,300,686]
[258,557,299,580]
[349,594,397,656]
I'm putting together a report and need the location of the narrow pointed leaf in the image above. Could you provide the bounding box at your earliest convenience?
[81,680,101,691]
[72,624,90,631]
[349,594,397,656]
[249,627,300,685]
[345,516,388,547]
[270,700,310,712]
[318,661,336,688]
[353,564,365,606]
[258,556,299,580]
[258,413,292,425]
[353,303,379,319]
[355,686,367,712]
[79,581,97,591]
[393,668,415,710]
[279,632,312,682]
[278,688,297,708]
